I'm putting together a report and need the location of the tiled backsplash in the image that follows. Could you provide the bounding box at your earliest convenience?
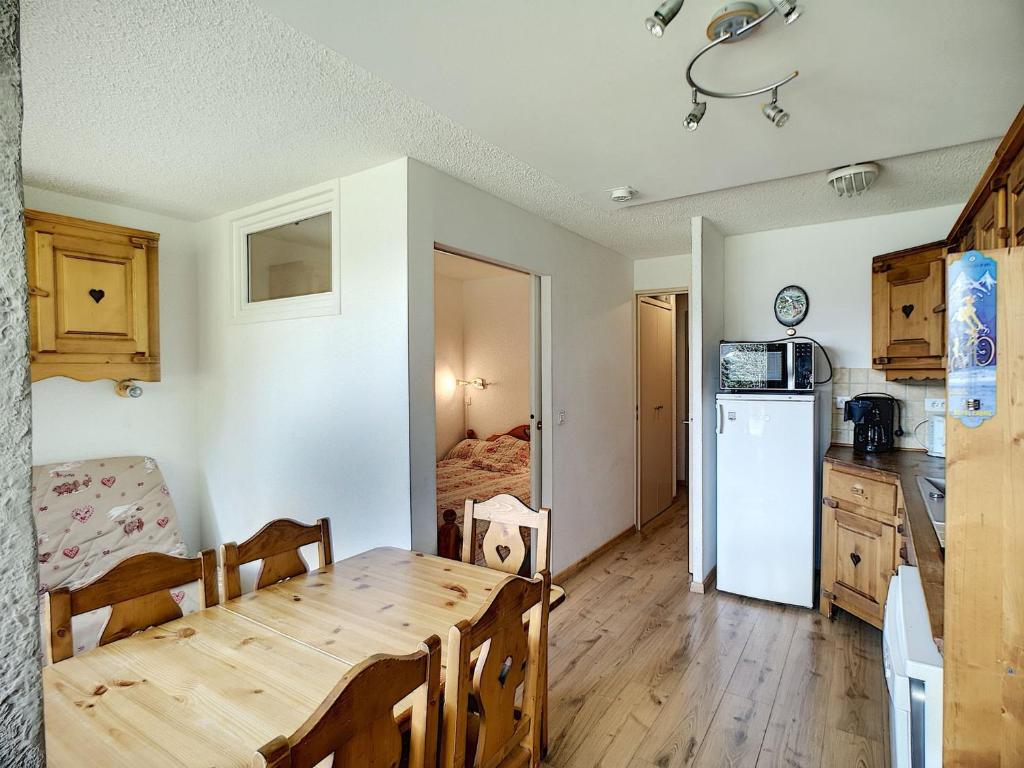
[830,368,946,450]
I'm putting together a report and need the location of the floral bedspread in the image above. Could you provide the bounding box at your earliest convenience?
[436,436,532,563]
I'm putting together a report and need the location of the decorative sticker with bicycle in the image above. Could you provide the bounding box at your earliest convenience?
[947,250,997,427]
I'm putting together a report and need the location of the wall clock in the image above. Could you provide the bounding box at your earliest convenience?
[774,285,809,328]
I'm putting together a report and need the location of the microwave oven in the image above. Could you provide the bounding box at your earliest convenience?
[720,341,815,391]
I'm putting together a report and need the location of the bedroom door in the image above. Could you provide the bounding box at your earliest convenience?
[638,296,675,527]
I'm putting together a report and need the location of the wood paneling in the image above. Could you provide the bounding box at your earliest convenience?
[943,246,1024,767]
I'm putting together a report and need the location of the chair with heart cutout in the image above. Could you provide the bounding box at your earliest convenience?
[460,494,550,578]
[45,549,218,663]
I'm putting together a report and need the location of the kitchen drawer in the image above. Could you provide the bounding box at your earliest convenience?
[825,464,898,518]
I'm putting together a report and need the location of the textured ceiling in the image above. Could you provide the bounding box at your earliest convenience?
[20,1,1012,258]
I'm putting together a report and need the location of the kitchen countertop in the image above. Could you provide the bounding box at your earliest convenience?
[825,444,946,646]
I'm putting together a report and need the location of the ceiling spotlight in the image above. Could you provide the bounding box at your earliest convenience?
[646,0,685,37]
[769,0,801,24]
[607,186,638,203]
[684,90,707,131]
[762,89,790,127]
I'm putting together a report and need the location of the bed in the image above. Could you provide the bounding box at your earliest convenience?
[436,425,532,564]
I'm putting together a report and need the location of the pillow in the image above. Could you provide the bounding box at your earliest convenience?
[444,439,489,461]
[480,435,531,469]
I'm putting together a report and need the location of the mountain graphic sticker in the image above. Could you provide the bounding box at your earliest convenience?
[947,250,997,428]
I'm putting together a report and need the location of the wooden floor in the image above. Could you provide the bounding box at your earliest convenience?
[544,500,889,768]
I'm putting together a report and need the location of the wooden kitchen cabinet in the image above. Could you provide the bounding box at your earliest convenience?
[820,462,903,629]
[1008,150,1024,246]
[871,242,947,381]
[26,210,160,382]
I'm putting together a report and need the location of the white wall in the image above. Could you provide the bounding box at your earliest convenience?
[25,187,202,551]
[408,160,636,572]
[634,253,691,293]
[434,273,465,459]
[195,161,413,558]
[723,205,961,367]
[689,217,724,584]
[462,273,531,439]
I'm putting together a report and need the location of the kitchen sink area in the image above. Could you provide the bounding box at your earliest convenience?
[916,476,946,549]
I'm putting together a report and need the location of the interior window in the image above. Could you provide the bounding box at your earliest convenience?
[247,212,332,302]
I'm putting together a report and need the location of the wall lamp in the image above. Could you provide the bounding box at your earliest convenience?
[457,377,488,390]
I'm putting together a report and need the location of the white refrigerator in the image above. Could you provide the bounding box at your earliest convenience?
[716,393,817,608]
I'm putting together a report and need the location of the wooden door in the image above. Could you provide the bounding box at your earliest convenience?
[638,297,674,526]
[871,245,945,369]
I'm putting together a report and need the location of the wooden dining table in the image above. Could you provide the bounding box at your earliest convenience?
[43,547,558,767]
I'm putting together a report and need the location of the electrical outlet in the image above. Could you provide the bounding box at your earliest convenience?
[835,396,850,411]
[925,398,946,414]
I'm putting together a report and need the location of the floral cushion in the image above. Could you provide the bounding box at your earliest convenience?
[33,456,195,659]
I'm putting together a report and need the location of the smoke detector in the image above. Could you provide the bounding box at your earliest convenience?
[607,186,638,203]
[827,163,880,197]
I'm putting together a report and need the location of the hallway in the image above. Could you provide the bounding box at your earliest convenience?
[545,506,889,768]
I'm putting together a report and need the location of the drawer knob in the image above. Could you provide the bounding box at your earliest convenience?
[850,552,862,567]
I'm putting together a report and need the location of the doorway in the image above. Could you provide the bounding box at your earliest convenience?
[636,292,689,528]
[433,249,538,565]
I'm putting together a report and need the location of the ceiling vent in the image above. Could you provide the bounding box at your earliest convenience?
[608,186,638,203]
[827,163,880,197]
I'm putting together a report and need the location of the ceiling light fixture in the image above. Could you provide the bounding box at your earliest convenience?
[683,90,707,131]
[827,163,881,197]
[607,186,638,203]
[646,1,802,133]
[645,0,685,37]
[761,88,789,127]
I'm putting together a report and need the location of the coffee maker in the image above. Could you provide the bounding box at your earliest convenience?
[844,394,901,454]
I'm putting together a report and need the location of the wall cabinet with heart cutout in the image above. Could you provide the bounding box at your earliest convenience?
[871,241,947,381]
[25,210,160,382]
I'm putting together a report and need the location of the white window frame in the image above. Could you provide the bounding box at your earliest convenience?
[230,180,341,323]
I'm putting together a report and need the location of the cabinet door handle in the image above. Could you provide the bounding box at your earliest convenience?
[850,552,862,567]
[823,497,839,509]
[851,485,866,497]
[716,403,724,435]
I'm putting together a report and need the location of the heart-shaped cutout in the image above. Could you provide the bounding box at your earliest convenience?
[495,544,512,563]
[850,552,862,566]
[71,505,94,523]
[170,590,185,604]
[901,304,914,318]
[89,288,105,303]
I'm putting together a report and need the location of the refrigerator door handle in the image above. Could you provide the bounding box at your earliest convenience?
[716,403,725,435]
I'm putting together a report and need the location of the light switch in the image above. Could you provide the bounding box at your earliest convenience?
[835,396,850,411]
[557,409,567,425]
[925,398,946,414]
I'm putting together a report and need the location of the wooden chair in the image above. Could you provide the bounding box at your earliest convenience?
[254,635,442,768]
[462,494,550,576]
[221,517,333,600]
[441,572,549,768]
[45,549,218,663]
